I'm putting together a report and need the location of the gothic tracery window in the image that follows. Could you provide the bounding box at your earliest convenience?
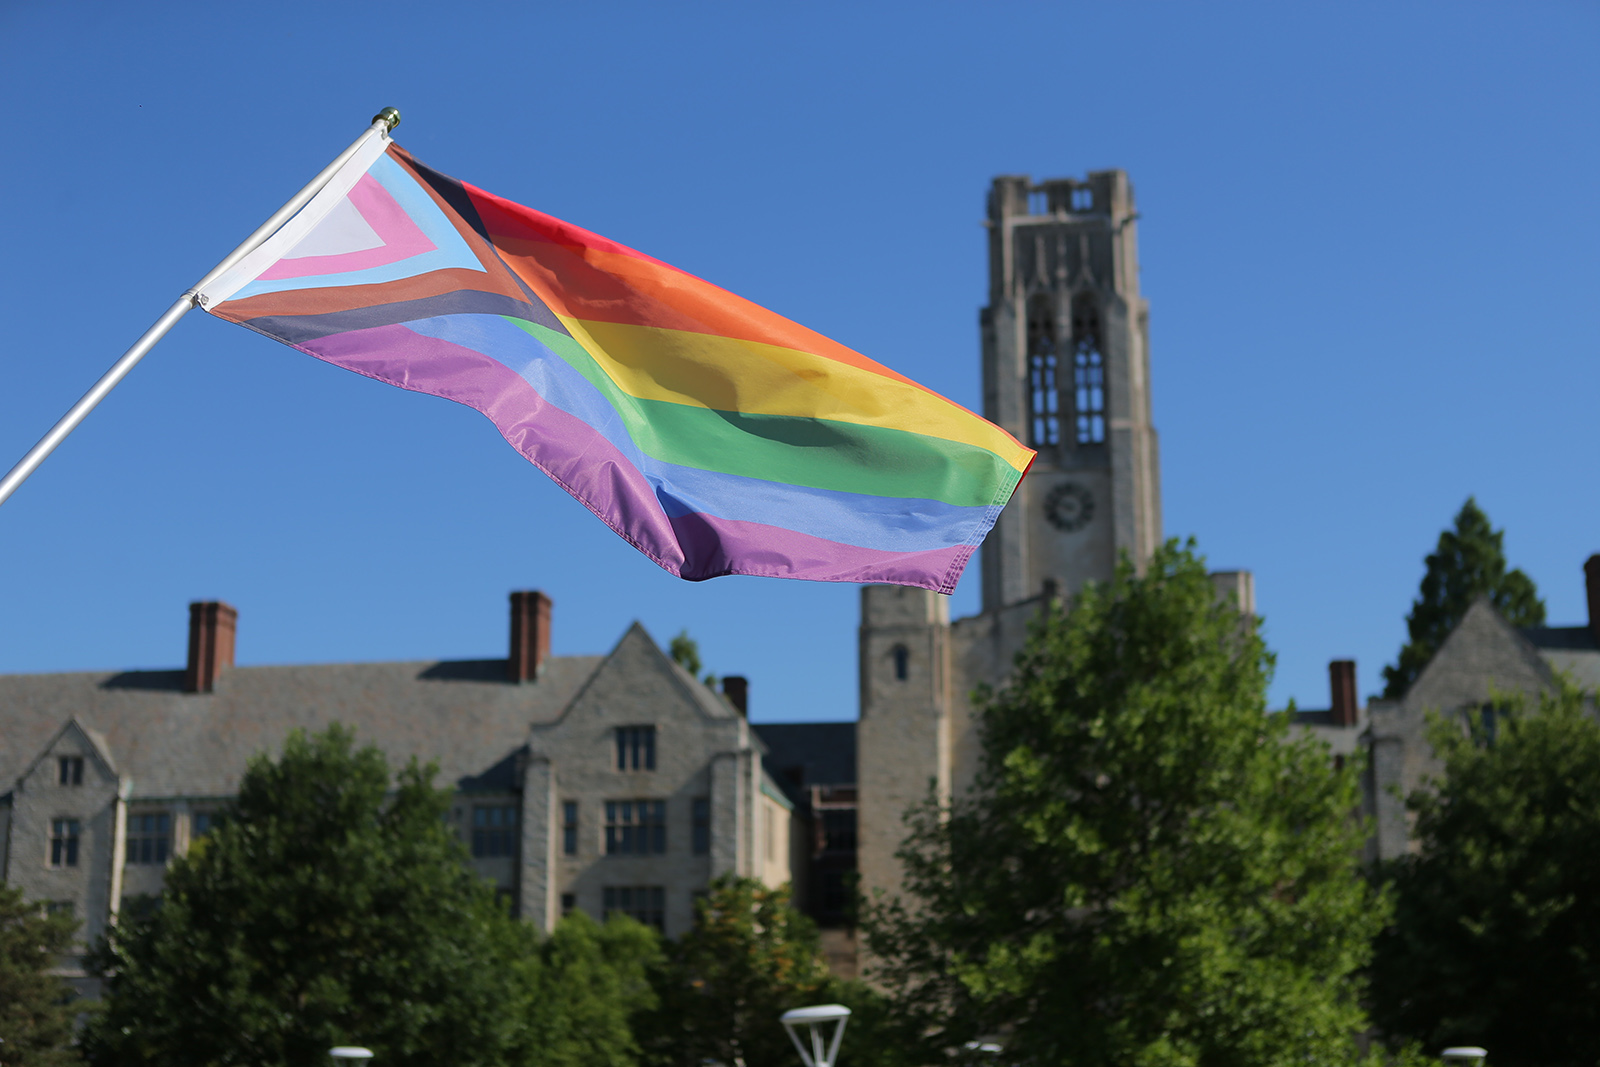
[1026,297,1060,447]
[1071,292,1106,444]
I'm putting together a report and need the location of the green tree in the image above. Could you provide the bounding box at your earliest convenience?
[82,726,530,1067]
[1382,498,1545,698]
[0,883,81,1067]
[863,541,1391,1067]
[520,911,660,1067]
[638,876,909,1067]
[641,876,831,1067]
[669,630,718,689]
[1371,683,1600,1067]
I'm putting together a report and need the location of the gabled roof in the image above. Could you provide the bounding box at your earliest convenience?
[18,717,120,785]
[546,621,741,731]
[0,655,602,799]
[1404,597,1558,711]
[1520,626,1600,693]
[752,722,856,788]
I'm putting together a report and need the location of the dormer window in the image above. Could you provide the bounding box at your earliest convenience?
[616,726,656,771]
[58,756,83,786]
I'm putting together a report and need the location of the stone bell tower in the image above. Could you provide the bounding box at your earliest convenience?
[857,171,1167,918]
[979,171,1161,611]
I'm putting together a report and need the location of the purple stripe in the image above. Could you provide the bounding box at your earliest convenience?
[298,324,970,590]
[667,512,972,590]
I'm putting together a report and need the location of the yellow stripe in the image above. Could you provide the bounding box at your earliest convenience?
[557,315,1032,473]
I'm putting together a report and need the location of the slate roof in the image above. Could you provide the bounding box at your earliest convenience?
[0,656,603,799]
[752,722,856,789]
[1521,626,1600,692]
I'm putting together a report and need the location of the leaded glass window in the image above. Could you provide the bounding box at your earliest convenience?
[472,804,517,857]
[126,813,170,865]
[603,885,665,930]
[1071,292,1106,444]
[1026,297,1060,447]
[605,799,667,855]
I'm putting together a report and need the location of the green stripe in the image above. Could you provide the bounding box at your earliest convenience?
[509,317,1017,507]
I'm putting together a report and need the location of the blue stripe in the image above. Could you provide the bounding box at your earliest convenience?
[385,313,992,552]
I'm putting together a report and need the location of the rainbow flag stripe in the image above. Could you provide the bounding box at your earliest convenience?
[200,139,1034,591]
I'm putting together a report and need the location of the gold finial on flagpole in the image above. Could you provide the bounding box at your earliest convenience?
[372,107,401,132]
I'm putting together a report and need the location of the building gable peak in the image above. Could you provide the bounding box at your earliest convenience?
[17,717,120,792]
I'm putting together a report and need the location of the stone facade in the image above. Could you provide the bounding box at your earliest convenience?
[1365,558,1600,861]
[0,596,808,995]
[979,171,1161,612]
[858,171,1222,906]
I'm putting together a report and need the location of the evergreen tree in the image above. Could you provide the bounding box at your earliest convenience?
[668,630,702,678]
[0,884,81,1067]
[669,630,719,688]
[1371,683,1600,1067]
[82,726,530,1067]
[1382,498,1545,698]
[863,542,1397,1067]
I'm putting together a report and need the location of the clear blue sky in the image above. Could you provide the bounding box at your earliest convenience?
[1,2,1595,722]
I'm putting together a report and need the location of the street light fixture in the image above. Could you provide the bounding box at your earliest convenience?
[329,1049,374,1063]
[1441,1048,1487,1067]
[781,1004,851,1067]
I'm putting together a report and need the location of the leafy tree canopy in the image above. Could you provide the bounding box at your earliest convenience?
[639,875,910,1067]
[669,630,702,678]
[0,883,81,1067]
[1382,497,1545,698]
[669,630,716,688]
[82,726,534,1067]
[1372,683,1600,1067]
[864,541,1398,1067]
[641,876,831,1067]
[520,910,660,1067]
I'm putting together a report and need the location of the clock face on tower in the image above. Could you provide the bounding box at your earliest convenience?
[1044,482,1095,532]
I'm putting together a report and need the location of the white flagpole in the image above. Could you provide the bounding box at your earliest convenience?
[0,108,402,510]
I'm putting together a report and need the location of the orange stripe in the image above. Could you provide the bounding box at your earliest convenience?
[466,185,938,395]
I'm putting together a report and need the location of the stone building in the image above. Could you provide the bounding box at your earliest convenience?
[855,170,1256,903]
[753,721,859,976]
[1364,556,1600,860]
[0,593,814,995]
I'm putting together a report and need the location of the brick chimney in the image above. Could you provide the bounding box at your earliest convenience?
[1329,659,1358,727]
[185,601,237,694]
[1585,555,1600,647]
[507,590,552,682]
[722,675,748,716]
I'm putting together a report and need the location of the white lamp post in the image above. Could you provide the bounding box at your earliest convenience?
[329,1049,374,1063]
[1441,1048,1487,1067]
[781,1004,851,1067]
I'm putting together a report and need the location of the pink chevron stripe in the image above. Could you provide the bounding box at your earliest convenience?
[259,173,437,281]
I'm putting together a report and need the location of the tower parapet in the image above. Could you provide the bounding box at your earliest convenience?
[980,171,1161,612]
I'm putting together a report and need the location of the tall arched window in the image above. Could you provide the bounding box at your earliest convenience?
[1071,292,1106,444]
[892,645,909,681]
[1026,296,1060,447]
